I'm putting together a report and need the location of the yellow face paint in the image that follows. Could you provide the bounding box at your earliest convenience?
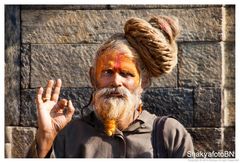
[95,49,140,91]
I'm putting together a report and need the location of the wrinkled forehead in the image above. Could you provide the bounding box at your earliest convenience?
[94,41,138,67]
[100,46,134,59]
[97,42,135,59]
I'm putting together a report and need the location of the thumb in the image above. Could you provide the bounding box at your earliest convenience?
[58,99,68,109]
[66,100,75,121]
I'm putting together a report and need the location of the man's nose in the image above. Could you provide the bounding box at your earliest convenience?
[111,73,123,87]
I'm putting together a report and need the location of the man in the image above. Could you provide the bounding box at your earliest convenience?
[27,16,194,158]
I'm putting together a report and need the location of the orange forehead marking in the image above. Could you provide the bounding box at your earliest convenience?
[95,51,141,88]
[97,52,130,72]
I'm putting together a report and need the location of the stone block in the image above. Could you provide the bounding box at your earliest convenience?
[11,127,37,158]
[20,88,93,127]
[142,88,193,127]
[109,5,222,9]
[5,126,12,144]
[21,7,222,44]
[5,127,13,157]
[20,89,37,127]
[5,5,21,126]
[187,128,222,156]
[178,42,222,87]
[21,5,111,10]
[5,143,12,158]
[30,44,99,88]
[194,87,221,127]
[21,5,222,10]
[224,5,235,41]
[150,68,177,87]
[224,88,235,108]
[224,88,235,127]
[223,127,235,154]
[20,43,31,89]
[224,42,235,89]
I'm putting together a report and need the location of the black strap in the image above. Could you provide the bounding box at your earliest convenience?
[152,116,168,158]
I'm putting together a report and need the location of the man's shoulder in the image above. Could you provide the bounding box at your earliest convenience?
[161,117,190,139]
[164,117,185,130]
[140,110,157,119]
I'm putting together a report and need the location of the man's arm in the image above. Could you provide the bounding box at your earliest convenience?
[27,79,75,158]
[162,118,194,158]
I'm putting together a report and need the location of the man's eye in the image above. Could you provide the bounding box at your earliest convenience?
[103,69,113,76]
[120,72,135,77]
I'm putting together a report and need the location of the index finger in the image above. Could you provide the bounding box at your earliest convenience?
[51,79,62,102]
[36,87,44,105]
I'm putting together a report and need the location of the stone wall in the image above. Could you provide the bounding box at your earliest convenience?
[5,5,235,158]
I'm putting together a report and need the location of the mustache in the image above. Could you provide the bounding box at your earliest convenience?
[96,87,131,99]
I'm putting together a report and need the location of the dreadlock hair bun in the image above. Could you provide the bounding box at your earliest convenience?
[124,16,180,77]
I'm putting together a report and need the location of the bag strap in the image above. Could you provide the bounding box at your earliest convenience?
[152,116,169,158]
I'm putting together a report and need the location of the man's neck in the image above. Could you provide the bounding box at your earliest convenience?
[117,107,142,131]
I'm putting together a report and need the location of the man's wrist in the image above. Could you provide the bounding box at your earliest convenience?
[36,129,56,157]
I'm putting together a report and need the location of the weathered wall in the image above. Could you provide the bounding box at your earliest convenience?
[5,5,235,158]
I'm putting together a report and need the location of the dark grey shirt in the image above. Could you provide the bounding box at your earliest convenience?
[27,110,194,158]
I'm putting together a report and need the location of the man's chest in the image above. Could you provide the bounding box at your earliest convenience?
[63,132,153,158]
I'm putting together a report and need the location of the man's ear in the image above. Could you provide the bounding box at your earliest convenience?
[141,73,151,89]
[89,67,97,88]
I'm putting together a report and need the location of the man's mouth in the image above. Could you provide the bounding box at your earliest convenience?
[105,92,125,98]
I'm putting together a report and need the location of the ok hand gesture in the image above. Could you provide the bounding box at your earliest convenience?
[35,79,75,157]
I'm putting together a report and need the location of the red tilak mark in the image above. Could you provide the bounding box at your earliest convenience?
[114,54,123,70]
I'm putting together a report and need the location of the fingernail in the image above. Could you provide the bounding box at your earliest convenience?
[64,101,68,106]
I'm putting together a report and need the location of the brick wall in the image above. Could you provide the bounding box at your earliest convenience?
[5,5,235,158]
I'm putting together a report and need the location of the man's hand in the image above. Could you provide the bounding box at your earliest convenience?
[35,79,75,157]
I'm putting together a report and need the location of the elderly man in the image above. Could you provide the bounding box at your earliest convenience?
[27,16,194,158]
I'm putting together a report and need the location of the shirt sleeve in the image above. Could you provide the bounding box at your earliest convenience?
[162,118,194,158]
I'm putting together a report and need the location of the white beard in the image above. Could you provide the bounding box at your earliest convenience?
[93,87,141,124]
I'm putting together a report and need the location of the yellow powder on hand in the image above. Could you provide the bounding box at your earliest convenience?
[104,119,116,136]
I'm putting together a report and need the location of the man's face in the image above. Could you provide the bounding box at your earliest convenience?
[92,47,143,134]
[95,48,141,93]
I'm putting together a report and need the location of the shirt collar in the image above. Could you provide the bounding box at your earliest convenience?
[123,110,157,133]
[85,109,157,135]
